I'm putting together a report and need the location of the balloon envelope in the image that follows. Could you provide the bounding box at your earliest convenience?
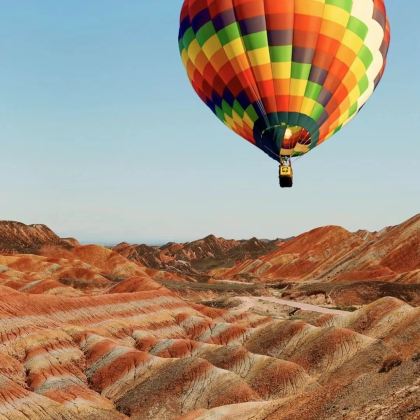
[179,0,390,161]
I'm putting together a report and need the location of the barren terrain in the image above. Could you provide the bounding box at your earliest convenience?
[0,216,418,419]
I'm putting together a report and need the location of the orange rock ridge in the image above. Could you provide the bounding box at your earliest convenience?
[0,216,418,419]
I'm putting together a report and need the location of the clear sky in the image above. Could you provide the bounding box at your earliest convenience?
[0,2,419,244]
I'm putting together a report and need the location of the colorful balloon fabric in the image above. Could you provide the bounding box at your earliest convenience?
[178,0,390,160]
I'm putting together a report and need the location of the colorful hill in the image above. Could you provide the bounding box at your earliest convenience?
[213,214,420,284]
[0,217,418,419]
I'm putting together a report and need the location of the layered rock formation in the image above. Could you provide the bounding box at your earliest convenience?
[0,217,418,419]
[0,272,418,419]
[214,214,420,283]
[114,235,279,279]
[0,221,68,254]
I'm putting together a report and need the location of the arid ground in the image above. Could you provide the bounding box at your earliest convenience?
[0,215,418,419]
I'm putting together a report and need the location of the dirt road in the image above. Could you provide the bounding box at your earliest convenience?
[235,296,349,315]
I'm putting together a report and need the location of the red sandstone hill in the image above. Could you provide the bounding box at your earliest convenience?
[114,235,279,279]
[4,216,418,286]
[0,242,185,297]
[0,221,69,254]
[0,219,418,418]
[0,277,417,418]
[213,214,420,284]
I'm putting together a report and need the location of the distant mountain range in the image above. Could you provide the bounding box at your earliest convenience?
[0,215,418,284]
[113,235,280,281]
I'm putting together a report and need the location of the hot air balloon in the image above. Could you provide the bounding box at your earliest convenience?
[178,0,390,187]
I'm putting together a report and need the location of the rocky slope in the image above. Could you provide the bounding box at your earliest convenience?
[114,235,279,271]
[0,252,189,298]
[0,221,70,254]
[114,235,279,279]
[0,218,418,419]
[0,272,418,419]
[213,214,420,284]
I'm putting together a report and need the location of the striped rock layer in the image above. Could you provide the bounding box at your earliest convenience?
[0,279,418,419]
[0,218,418,419]
[213,214,420,283]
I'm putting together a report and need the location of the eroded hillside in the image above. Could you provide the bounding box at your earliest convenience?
[0,218,418,419]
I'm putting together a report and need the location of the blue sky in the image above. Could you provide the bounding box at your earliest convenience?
[0,2,418,244]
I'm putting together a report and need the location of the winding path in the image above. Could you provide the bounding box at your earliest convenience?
[235,296,349,316]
